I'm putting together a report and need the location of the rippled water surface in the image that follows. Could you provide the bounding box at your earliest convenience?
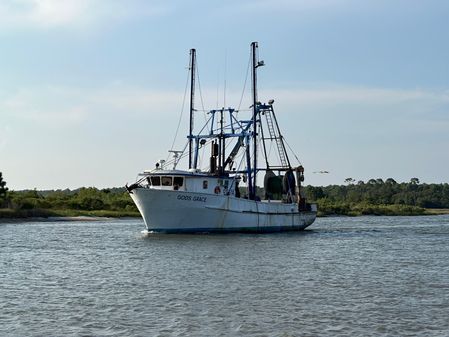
[1,215,449,336]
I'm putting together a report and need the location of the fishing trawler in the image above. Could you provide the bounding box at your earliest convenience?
[126,42,316,233]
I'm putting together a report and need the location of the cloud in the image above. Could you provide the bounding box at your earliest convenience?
[2,83,448,188]
[265,86,449,186]
[3,84,448,122]
[265,86,449,123]
[0,84,187,129]
[2,87,89,127]
[90,84,182,114]
[222,0,348,14]
[0,0,170,30]
[0,125,12,151]
[2,83,448,140]
[269,86,448,105]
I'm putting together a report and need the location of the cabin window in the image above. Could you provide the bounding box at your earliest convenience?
[161,176,172,186]
[151,176,161,186]
[203,180,208,189]
[173,177,184,187]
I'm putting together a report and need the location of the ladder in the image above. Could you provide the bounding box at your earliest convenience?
[263,107,288,168]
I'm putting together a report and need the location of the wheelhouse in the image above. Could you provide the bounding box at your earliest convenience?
[139,170,238,196]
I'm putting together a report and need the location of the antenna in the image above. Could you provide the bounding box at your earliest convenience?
[169,150,183,170]
[224,49,227,109]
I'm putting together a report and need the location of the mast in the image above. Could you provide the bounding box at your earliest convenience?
[251,41,263,199]
[189,48,196,169]
[219,108,224,175]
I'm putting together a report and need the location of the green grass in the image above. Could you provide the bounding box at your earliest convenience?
[316,201,428,217]
[2,204,448,220]
[424,208,449,215]
[0,208,140,219]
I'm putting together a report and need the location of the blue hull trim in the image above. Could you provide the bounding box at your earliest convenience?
[147,226,310,234]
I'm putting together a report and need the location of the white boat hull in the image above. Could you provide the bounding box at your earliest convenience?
[130,188,316,233]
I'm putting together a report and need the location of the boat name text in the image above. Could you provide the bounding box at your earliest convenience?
[177,195,207,202]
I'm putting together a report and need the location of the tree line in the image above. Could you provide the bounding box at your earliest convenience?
[0,174,138,218]
[1,172,449,218]
[303,178,449,216]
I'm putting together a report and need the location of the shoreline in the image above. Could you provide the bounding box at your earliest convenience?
[317,208,449,217]
[0,215,140,223]
[0,208,141,222]
[2,209,449,223]
[423,208,449,215]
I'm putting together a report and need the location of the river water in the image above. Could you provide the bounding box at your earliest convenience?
[1,215,449,337]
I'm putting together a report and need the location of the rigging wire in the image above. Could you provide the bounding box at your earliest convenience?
[196,59,208,123]
[238,53,251,112]
[168,62,191,157]
[283,137,302,166]
[267,141,274,161]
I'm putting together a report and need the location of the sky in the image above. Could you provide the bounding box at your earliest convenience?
[1,0,448,190]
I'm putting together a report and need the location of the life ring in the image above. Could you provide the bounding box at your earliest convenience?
[214,186,221,194]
